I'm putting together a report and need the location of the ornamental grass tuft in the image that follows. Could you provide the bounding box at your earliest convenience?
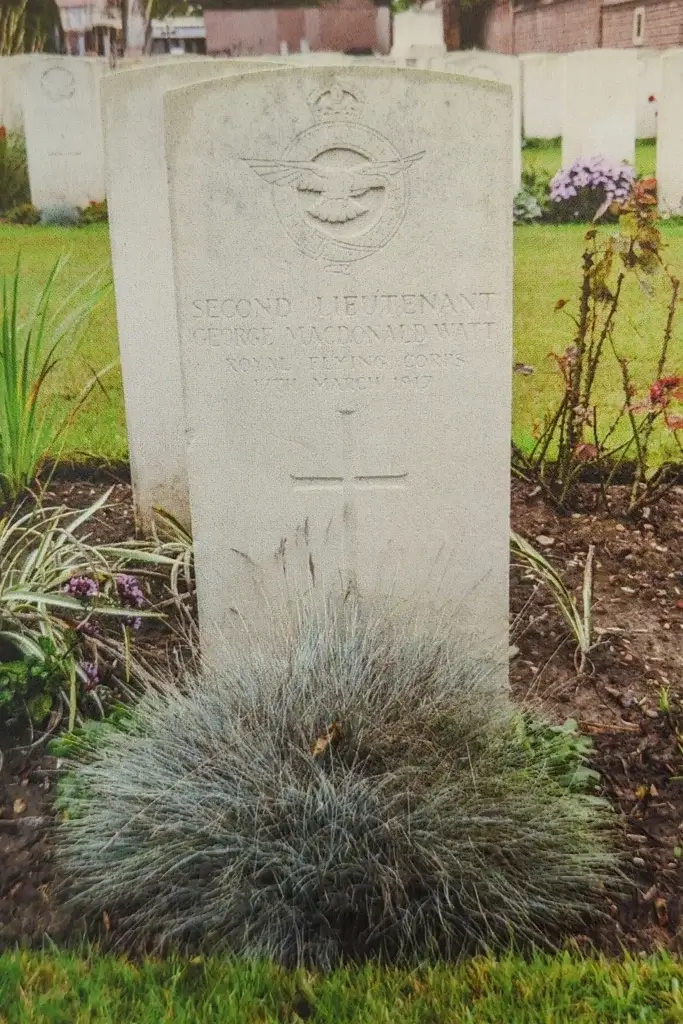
[56,599,620,967]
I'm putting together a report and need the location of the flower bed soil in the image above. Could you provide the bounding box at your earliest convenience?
[1,469,683,955]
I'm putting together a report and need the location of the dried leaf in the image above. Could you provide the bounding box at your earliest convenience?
[575,443,599,462]
[554,298,569,311]
[635,784,649,801]
[655,898,669,927]
[12,798,26,816]
[310,721,342,758]
[103,910,111,932]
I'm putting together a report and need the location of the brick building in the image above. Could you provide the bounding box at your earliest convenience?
[481,0,683,53]
[203,0,391,56]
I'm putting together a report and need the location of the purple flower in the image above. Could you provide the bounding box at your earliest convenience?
[64,575,99,599]
[115,573,145,608]
[115,573,145,630]
[549,156,635,217]
[80,660,99,691]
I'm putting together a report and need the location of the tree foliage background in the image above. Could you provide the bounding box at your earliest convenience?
[0,0,61,54]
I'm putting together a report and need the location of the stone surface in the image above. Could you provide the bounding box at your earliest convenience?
[562,49,637,167]
[657,49,683,212]
[391,9,445,59]
[165,67,512,669]
[283,52,357,65]
[102,59,274,532]
[432,51,521,189]
[520,52,564,139]
[22,56,106,209]
[636,48,661,138]
[0,55,46,131]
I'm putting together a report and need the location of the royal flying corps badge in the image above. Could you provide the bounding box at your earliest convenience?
[242,79,425,270]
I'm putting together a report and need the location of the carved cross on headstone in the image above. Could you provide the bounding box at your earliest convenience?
[291,408,408,582]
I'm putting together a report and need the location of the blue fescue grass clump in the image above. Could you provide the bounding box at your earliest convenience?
[39,204,80,226]
[56,600,620,967]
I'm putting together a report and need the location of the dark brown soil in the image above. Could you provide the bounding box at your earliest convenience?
[510,480,683,954]
[2,468,683,954]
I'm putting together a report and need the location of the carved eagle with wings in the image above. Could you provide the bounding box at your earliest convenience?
[245,151,425,225]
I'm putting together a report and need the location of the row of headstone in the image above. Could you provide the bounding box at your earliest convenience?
[517,46,683,213]
[522,49,659,142]
[3,46,680,213]
[103,59,513,673]
[0,53,206,209]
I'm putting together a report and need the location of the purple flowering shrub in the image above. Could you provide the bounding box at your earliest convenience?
[0,496,180,733]
[549,157,635,223]
[61,572,147,702]
[63,575,100,600]
[1,569,147,727]
[115,573,146,631]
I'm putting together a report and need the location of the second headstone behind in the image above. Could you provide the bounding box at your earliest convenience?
[102,59,275,533]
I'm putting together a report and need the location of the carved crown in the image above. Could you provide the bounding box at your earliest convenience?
[308,79,361,120]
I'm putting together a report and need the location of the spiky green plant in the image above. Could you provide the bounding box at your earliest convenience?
[57,599,619,967]
[511,531,596,673]
[0,254,111,502]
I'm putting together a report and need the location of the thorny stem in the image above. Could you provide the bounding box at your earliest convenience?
[656,276,679,381]
[581,271,624,412]
[557,245,594,500]
[518,200,682,517]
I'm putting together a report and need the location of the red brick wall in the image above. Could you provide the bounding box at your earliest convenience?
[205,0,380,54]
[481,0,683,54]
[602,0,683,48]
[314,0,378,51]
[513,0,601,51]
[481,0,514,51]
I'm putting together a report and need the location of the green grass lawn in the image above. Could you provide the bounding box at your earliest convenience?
[2,207,683,466]
[0,225,127,464]
[2,949,683,1023]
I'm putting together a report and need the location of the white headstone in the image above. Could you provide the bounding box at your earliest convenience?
[520,53,563,139]
[0,56,34,131]
[636,48,661,138]
[102,59,274,532]
[391,9,445,59]
[432,52,521,190]
[280,41,289,57]
[22,57,106,209]
[657,49,683,213]
[165,67,512,670]
[562,49,637,167]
